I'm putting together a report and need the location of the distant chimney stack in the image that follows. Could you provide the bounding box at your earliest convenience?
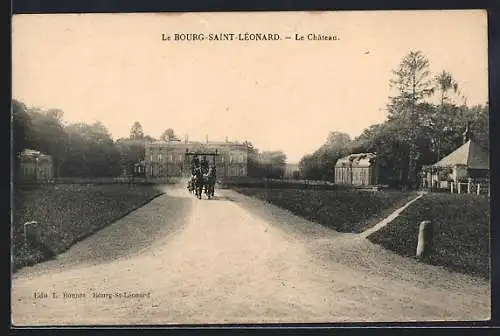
[225,136,229,143]
[206,134,208,143]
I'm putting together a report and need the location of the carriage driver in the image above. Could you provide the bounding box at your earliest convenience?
[191,155,200,175]
[201,156,209,174]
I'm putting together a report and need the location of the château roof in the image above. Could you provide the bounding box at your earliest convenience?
[432,140,489,170]
[147,140,251,150]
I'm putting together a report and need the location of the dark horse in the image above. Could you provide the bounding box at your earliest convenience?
[192,167,205,199]
[203,167,216,199]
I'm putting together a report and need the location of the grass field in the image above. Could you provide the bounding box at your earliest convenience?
[12,183,164,271]
[231,188,417,233]
[367,193,490,278]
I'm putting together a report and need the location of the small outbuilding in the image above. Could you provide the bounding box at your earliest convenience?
[334,152,378,186]
[18,149,54,182]
[422,139,489,188]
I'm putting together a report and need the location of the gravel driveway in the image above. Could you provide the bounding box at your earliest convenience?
[11,184,490,325]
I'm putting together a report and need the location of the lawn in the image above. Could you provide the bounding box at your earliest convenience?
[12,183,164,271]
[231,187,417,233]
[367,193,490,278]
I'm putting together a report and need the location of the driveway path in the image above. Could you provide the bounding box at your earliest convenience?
[11,185,490,325]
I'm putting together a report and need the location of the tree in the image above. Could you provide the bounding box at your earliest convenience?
[247,146,261,177]
[429,70,463,160]
[259,151,287,179]
[298,131,352,181]
[467,103,489,151]
[26,106,69,177]
[326,131,352,149]
[129,121,144,140]
[62,122,120,177]
[12,100,31,155]
[115,138,146,176]
[434,70,461,107]
[12,99,33,182]
[299,154,323,180]
[45,108,64,123]
[143,135,156,142]
[160,128,178,141]
[13,99,129,178]
[352,122,410,187]
[388,51,435,189]
[389,51,434,109]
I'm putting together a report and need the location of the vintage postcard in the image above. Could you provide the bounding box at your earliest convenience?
[11,10,490,326]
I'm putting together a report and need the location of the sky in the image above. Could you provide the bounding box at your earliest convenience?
[12,10,488,163]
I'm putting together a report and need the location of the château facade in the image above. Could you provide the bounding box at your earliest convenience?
[145,139,254,179]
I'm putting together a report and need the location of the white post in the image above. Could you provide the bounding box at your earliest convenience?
[416,220,432,259]
[458,182,461,194]
[24,221,41,246]
[467,178,472,194]
[451,182,454,193]
[477,183,481,195]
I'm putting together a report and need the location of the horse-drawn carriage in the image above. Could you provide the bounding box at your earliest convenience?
[185,150,219,199]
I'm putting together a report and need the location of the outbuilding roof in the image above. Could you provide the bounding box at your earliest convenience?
[432,140,489,170]
[335,152,376,168]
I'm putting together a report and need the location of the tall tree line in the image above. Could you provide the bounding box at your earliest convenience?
[298,51,489,188]
[299,131,353,181]
[11,100,160,180]
[12,101,288,180]
[12,99,122,179]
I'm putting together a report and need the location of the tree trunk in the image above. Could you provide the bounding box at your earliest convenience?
[407,144,418,190]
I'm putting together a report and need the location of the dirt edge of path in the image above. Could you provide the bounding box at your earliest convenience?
[12,190,167,275]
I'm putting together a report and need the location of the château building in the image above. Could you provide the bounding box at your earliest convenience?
[144,138,255,179]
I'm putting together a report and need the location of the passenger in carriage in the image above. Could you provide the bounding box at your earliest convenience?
[201,156,209,174]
